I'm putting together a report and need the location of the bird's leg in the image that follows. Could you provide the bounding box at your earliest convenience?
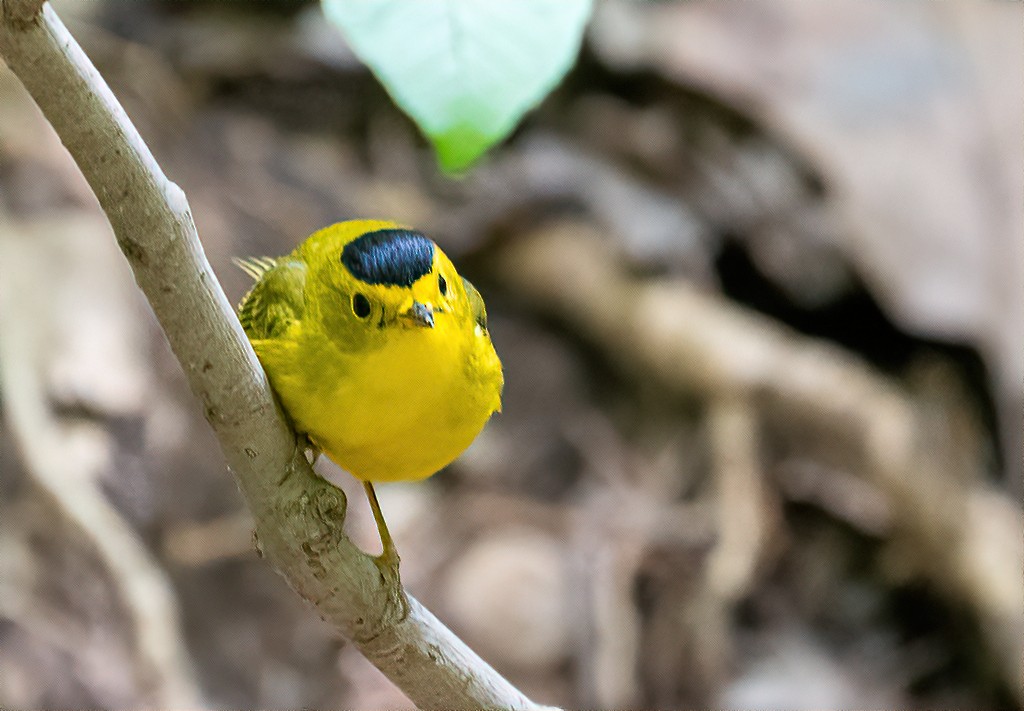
[362,481,401,577]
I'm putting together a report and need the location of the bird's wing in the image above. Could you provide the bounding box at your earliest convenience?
[235,257,307,340]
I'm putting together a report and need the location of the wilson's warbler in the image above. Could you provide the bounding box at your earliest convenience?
[235,220,503,570]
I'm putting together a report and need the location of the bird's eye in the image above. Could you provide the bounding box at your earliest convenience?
[352,292,371,318]
[438,273,448,296]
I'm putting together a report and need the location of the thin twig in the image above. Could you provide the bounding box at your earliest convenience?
[0,2,548,708]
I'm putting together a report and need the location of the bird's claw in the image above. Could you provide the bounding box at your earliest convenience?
[373,544,402,585]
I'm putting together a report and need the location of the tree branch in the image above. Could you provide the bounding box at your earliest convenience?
[0,2,547,708]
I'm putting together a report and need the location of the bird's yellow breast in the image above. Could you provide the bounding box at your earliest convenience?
[254,306,500,483]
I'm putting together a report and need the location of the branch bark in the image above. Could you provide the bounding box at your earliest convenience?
[0,2,546,708]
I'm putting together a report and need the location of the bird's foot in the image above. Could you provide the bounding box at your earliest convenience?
[372,545,408,619]
[373,543,402,586]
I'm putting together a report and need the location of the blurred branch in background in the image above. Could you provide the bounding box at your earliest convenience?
[588,0,1024,486]
[491,221,1024,703]
[0,217,201,707]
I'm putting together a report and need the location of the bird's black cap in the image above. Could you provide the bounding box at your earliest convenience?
[342,228,435,288]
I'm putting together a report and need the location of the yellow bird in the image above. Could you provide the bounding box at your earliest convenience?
[235,220,503,570]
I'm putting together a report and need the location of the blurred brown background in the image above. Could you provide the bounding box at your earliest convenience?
[0,0,1021,708]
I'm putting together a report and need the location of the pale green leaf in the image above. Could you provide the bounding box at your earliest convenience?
[322,0,592,172]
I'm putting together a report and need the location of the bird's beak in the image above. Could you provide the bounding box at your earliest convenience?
[400,301,434,328]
